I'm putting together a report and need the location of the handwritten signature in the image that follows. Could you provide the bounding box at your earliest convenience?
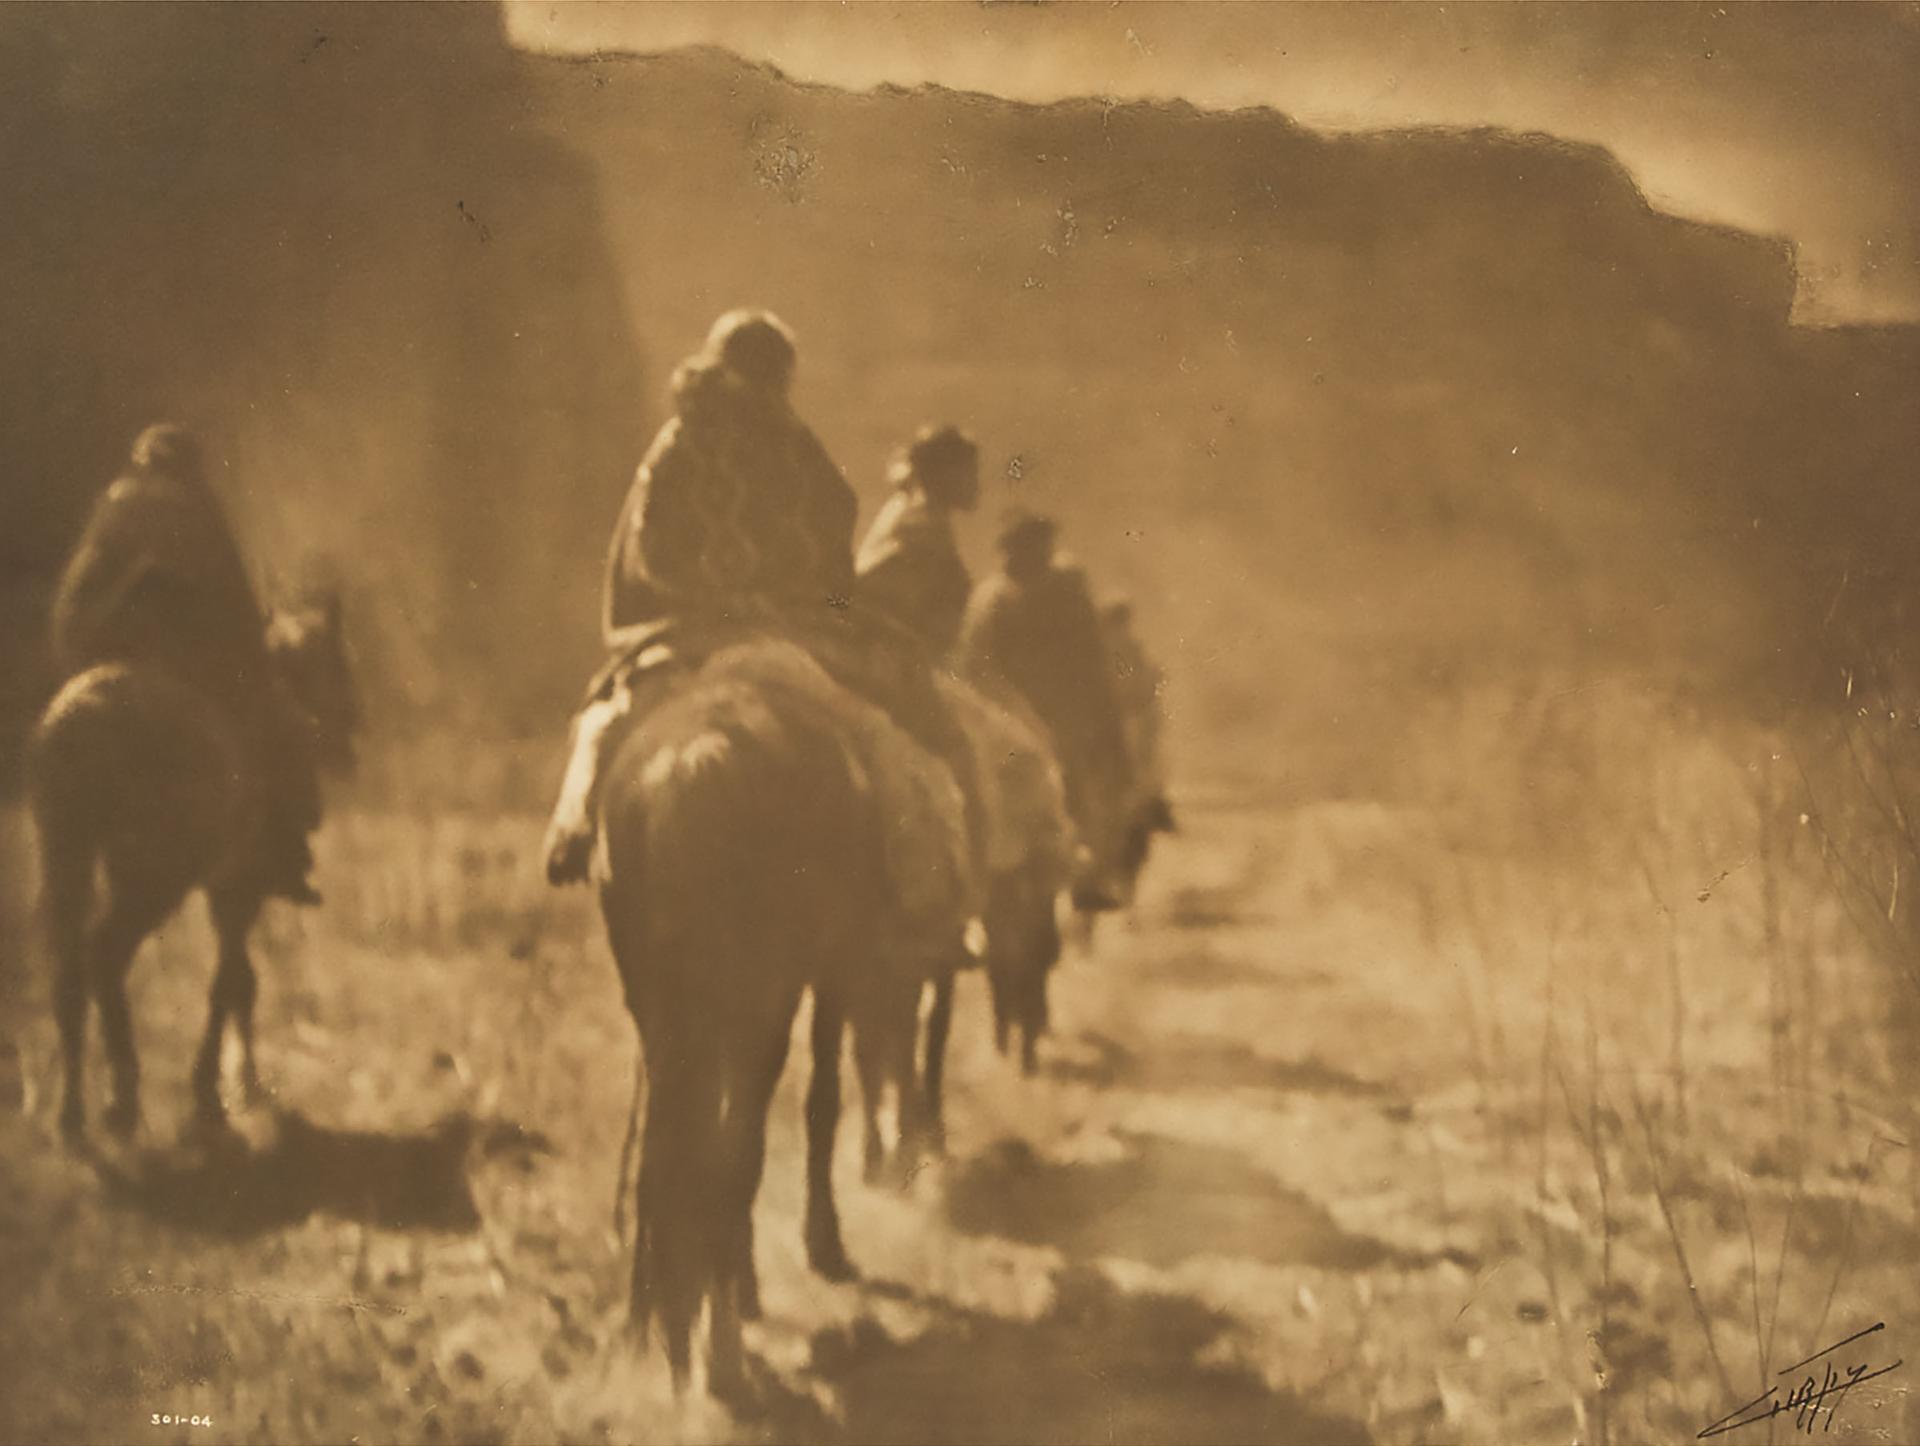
[1699,1323,1903,1438]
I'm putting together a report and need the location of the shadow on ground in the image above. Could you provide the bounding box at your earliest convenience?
[946,1131,1471,1273]
[1132,942,1325,991]
[88,1109,548,1236]
[785,1265,1371,1445]
[1163,882,1259,930]
[1043,1031,1393,1100]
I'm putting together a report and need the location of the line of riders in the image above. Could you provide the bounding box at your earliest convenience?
[33,309,1176,1389]
[44,308,1170,969]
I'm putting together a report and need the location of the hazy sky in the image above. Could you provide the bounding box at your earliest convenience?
[507,1,1920,325]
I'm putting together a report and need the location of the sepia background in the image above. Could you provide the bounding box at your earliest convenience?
[2,2,1918,1441]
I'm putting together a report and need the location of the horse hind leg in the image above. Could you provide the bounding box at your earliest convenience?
[854,970,933,1187]
[1022,894,1063,1076]
[41,835,94,1142]
[90,883,175,1140]
[193,888,264,1124]
[803,986,854,1281]
[727,999,795,1325]
[984,916,1016,1061]
[627,1084,662,1351]
[888,985,934,1179]
[85,844,203,1141]
[852,1008,890,1185]
[920,971,956,1157]
[636,1040,721,1393]
[625,1064,662,1344]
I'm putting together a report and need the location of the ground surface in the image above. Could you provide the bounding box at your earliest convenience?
[2,786,1917,1444]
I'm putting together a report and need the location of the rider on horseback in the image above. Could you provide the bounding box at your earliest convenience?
[1102,594,1174,831]
[49,424,323,904]
[544,311,986,888]
[959,510,1135,906]
[855,423,980,660]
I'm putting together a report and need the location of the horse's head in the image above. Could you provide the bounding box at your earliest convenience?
[1070,782,1175,915]
[266,586,360,775]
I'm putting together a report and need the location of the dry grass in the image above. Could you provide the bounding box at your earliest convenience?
[1,678,1917,1443]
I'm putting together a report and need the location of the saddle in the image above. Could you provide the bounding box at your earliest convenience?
[579,609,980,931]
[591,606,929,719]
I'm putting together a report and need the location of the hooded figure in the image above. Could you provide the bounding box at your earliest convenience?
[1102,596,1168,799]
[855,423,980,658]
[50,424,321,902]
[546,313,986,889]
[959,510,1132,841]
[53,425,267,693]
[603,309,856,643]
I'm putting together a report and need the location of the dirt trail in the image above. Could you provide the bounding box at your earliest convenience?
[1,798,1911,1443]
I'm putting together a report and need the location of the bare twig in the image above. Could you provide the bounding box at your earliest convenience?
[1587,1009,1614,1446]
[1734,1174,1765,1390]
[1634,853,1690,1132]
[1533,962,1581,1400]
[1805,1131,1904,1359]
[1629,1079,1738,1408]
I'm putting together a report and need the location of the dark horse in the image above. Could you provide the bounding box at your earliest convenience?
[593,635,969,1394]
[27,594,357,1140]
[845,673,1075,1187]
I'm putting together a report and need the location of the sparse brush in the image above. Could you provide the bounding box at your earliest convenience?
[1804,1129,1899,1365]
[1578,1008,1616,1446]
[1530,964,1587,1432]
[1628,1077,1737,1414]
[1732,1173,1769,1428]
[1632,847,1691,1137]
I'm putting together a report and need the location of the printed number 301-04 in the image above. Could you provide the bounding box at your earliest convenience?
[151,1415,212,1428]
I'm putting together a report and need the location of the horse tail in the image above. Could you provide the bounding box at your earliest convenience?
[24,679,104,988]
[642,1037,724,1390]
[603,681,866,1386]
[611,719,743,1384]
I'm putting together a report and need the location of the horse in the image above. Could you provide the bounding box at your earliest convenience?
[1066,783,1177,957]
[848,673,1178,1195]
[593,634,971,1393]
[844,674,1074,1187]
[26,593,358,1141]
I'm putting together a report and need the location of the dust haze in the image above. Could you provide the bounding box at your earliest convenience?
[2,4,1918,1444]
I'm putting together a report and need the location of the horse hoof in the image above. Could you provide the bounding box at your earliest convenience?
[184,1108,242,1154]
[709,1348,761,1407]
[58,1107,86,1146]
[805,1231,858,1284]
[103,1100,140,1141]
[190,1093,229,1137]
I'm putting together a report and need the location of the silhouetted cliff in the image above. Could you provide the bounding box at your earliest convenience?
[0,4,647,779]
